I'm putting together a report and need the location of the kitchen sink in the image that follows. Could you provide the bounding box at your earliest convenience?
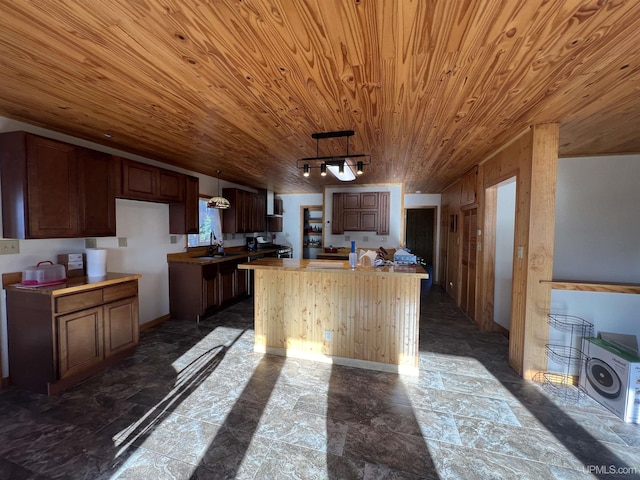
[194,253,241,260]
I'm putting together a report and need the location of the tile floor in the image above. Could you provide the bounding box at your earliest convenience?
[1,288,639,479]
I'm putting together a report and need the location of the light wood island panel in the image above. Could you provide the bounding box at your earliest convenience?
[239,259,429,375]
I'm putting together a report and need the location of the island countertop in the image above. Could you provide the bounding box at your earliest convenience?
[244,257,427,375]
[239,258,429,278]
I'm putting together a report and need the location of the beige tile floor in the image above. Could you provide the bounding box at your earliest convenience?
[0,287,639,479]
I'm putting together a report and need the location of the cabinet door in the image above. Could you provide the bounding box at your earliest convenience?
[267,215,283,232]
[27,135,79,238]
[158,170,183,202]
[240,190,252,233]
[202,264,219,310]
[332,193,344,234]
[219,261,236,304]
[360,211,378,231]
[377,192,390,235]
[343,211,360,230]
[360,192,378,209]
[235,262,248,298]
[77,148,116,237]
[252,192,266,232]
[57,306,104,379]
[343,193,360,209]
[121,159,157,200]
[104,297,139,357]
[169,175,199,234]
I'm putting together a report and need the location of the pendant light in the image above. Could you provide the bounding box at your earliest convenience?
[207,170,231,209]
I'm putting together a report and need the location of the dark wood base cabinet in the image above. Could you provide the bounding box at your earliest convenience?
[169,259,249,321]
[6,277,140,395]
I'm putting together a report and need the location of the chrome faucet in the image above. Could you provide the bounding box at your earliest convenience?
[208,232,217,256]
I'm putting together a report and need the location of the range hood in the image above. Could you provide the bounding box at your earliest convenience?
[266,190,275,216]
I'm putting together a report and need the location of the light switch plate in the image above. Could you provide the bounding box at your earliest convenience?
[0,239,20,255]
[118,237,128,247]
[85,238,97,249]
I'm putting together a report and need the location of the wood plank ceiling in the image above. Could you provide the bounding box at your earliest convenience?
[0,0,639,194]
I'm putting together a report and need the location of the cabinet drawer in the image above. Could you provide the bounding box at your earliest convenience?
[103,281,138,303]
[55,289,103,314]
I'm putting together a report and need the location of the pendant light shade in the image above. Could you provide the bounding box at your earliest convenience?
[207,170,231,209]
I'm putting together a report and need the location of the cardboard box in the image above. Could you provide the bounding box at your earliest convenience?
[580,336,640,423]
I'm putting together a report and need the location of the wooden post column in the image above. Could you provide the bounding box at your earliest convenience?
[521,123,559,379]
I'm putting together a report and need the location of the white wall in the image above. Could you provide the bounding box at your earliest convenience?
[548,154,640,372]
[554,154,640,283]
[494,180,516,330]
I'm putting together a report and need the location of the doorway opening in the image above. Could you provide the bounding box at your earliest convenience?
[404,207,436,287]
[493,178,516,332]
[301,206,323,259]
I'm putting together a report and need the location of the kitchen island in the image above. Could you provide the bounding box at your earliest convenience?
[239,258,429,375]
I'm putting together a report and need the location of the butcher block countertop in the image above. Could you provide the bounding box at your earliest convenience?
[4,272,142,296]
[166,246,277,265]
[239,258,428,278]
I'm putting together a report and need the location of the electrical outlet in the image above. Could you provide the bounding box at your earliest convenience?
[0,239,20,255]
[170,235,178,244]
[85,238,97,248]
[325,330,333,342]
[118,237,128,247]
[363,235,369,242]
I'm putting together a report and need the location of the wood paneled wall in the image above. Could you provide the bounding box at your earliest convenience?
[253,269,421,373]
[441,124,559,379]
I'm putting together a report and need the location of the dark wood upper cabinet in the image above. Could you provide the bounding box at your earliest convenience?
[120,157,198,234]
[1,132,198,238]
[120,158,183,203]
[343,193,360,209]
[0,133,118,239]
[169,175,199,234]
[26,135,79,238]
[267,215,283,232]
[120,159,157,201]
[222,188,267,234]
[77,147,116,237]
[332,191,390,235]
[158,170,183,202]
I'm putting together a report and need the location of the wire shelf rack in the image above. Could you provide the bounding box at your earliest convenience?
[547,314,593,337]
[545,344,587,367]
[533,371,588,402]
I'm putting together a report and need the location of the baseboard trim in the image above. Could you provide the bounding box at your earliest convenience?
[256,345,419,376]
[140,314,171,332]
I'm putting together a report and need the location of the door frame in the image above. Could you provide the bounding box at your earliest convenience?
[404,206,438,284]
